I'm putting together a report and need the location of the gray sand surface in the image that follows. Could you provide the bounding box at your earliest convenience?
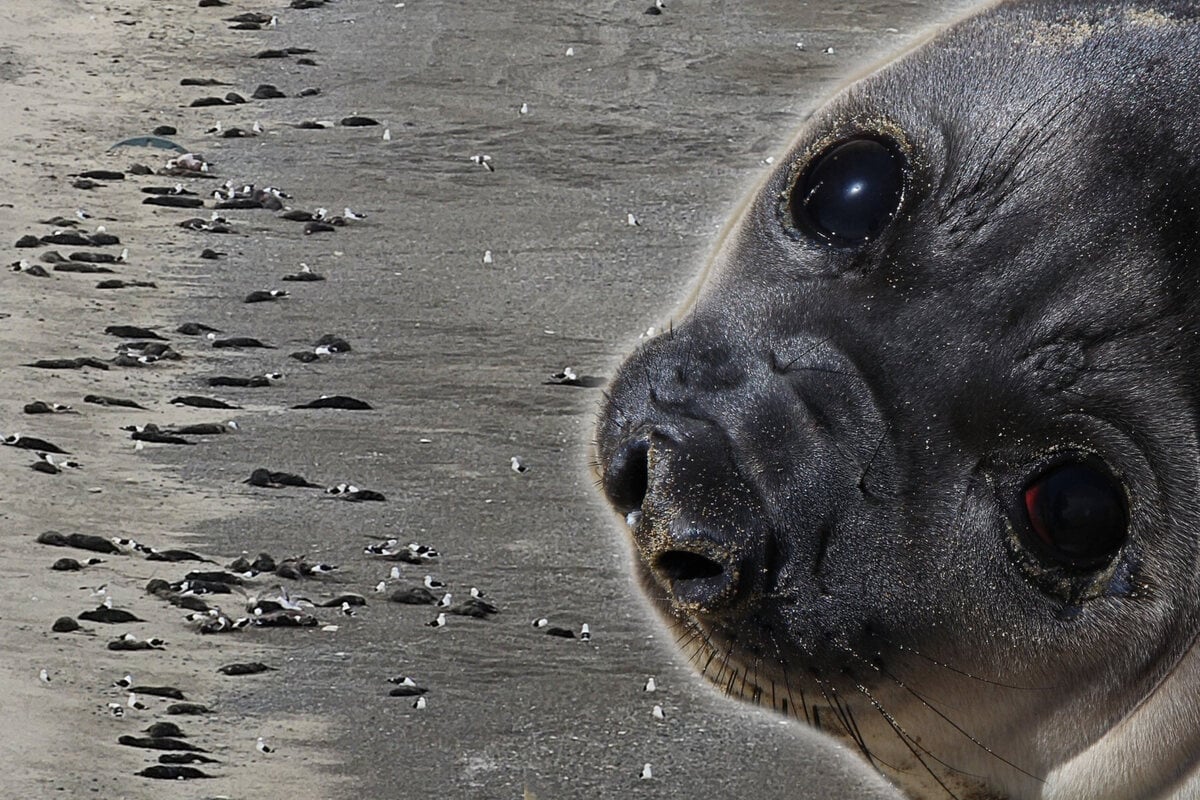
[0,0,968,797]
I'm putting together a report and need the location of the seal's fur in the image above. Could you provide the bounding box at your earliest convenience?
[595,2,1200,798]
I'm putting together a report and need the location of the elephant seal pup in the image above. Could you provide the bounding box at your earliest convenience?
[594,2,1200,799]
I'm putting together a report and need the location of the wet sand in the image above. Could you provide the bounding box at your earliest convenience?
[1,0,963,797]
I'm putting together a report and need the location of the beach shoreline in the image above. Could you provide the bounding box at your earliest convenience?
[2,1,948,797]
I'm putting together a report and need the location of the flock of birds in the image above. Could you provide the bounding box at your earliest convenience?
[8,0,682,789]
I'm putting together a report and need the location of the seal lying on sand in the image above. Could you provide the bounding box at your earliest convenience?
[595,2,1200,798]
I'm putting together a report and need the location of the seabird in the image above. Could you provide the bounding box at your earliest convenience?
[437,592,452,608]
[482,250,494,264]
[423,575,445,590]
[652,704,665,720]
[256,737,273,754]
[580,623,591,642]
[640,763,653,780]
[39,668,51,684]
[470,154,494,171]
[627,212,640,226]
[644,677,657,692]
[412,696,427,710]
[510,456,528,473]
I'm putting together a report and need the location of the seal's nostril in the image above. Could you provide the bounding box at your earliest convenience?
[606,437,650,513]
[657,550,725,582]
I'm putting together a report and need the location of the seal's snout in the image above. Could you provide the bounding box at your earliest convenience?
[601,420,765,612]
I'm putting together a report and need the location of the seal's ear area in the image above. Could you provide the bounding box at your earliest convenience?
[784,136,907,247]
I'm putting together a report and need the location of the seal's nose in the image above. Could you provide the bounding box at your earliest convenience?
[653,525,739,609]
[604,426,761,612]
[602,436,650,514]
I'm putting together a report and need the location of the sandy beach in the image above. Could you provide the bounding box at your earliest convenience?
[1,0,956,797]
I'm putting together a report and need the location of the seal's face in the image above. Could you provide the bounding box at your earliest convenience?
[595,3,1200,798]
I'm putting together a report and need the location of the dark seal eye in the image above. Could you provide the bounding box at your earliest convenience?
[1022,461,1128,566]
[789,137,905,246]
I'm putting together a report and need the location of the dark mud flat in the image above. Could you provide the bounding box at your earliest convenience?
[150,1,959,798]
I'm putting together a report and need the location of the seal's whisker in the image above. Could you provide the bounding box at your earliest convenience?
[853,680,971,800]
[748,653,763,705]
[946,81,1063,211]
[808,672,871,760]
[772,336,832,373]
[765,631,809,724]
[865,631,1049,690]
[841,645,1043,782]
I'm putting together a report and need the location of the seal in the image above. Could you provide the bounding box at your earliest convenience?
[594,2,1200,798]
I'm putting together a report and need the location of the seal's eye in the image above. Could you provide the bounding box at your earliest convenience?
[1022,462,1128,567]
[789,137,905,246]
